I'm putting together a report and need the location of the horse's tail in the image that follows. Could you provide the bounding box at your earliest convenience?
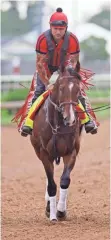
[55,157,61,165]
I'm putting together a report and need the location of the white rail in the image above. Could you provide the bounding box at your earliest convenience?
[1,75,32,82]
[1,74,110,82]
[1,74,110,92]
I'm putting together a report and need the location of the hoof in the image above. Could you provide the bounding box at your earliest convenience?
[45,201,50,218]
[57,210,67,220]
[21,126,32,136]
[51,218,57,223]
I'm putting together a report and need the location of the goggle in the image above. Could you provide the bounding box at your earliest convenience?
[50,20,67,27]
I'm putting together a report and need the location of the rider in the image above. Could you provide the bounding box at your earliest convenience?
[21,7,97,136]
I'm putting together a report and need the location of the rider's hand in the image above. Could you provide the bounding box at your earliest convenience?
[49,72,59,84]
[47,84,54,91]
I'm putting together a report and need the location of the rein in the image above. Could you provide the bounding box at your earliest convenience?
[47,94,78,135]
[74,104,110,114]
[49,93,78,111]
[90,104,110,112]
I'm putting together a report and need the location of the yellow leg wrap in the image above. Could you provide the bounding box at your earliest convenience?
[81,115,89,124]
[24,117,33,129]
[24,95,44,129]
[77,102,90,124]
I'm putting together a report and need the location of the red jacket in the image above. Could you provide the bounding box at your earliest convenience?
[35,30,80,85]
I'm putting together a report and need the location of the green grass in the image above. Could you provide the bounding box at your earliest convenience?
[1,89,110,102]
[1,109,14,125]
[1,88,29,102]
[92,104,110,120]
[86,89,110,98]
[86,89,110,120]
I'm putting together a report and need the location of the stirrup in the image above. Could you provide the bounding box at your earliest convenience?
[85,120,97,134]
[21,126,32,137]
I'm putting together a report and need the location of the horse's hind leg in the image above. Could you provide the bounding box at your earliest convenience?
[57,149,77,220]
[41,150,57,221]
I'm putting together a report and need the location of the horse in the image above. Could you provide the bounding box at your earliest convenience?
[30,68,83,221]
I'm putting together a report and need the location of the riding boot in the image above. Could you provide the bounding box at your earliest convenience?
[78,95,97,134]
[21,74,45,137]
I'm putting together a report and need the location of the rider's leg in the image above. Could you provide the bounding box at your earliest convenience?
[78,94,97,134]
[32,74,45,104]
[21,74,45,136]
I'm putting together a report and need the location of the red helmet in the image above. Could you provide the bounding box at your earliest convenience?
[49,8,68,28]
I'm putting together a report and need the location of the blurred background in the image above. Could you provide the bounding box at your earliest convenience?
[1,0,110,125]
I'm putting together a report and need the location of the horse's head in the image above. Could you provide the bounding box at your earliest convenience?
[51,67,81,126]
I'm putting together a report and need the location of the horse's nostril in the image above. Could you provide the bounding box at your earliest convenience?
[64,116,68,121]
[63,117,69,126]
[64,120,68,126]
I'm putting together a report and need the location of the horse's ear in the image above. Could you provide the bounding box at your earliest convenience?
[75,61,80,72]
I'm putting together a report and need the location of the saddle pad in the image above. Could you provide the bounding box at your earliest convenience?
[30,90,50,120]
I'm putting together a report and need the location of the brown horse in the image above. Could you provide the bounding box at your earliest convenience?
[30,68,83,221]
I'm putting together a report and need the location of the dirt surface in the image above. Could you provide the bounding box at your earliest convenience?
[1,119,110,240]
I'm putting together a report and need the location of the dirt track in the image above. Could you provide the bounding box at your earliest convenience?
[2,119,110,240]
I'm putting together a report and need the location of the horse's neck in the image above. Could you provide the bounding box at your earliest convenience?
[50,87,58,104]
[47,95,59,127]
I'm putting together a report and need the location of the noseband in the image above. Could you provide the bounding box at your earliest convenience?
[49,93,78,113]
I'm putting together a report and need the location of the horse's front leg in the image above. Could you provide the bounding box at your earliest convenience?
[57,149,77,219]
[41,150,57,221]
[45,180,50,218]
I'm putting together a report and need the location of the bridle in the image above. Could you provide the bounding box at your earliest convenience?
[48,75,79,112]
[49,93,78,113]
[47,92,79,135]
